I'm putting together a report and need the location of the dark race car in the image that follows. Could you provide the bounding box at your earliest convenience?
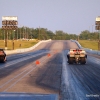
[67,49,87,64]
[0,48,6,63]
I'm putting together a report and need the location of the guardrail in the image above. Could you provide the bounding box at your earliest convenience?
[71,40,100,56]
[5,39,52,55]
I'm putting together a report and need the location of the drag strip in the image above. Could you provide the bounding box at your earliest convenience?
[0,40,100,100]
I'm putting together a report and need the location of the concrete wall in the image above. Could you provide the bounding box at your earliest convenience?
[5,39,52,55]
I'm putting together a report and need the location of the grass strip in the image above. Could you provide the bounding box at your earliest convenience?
[0,39,38,50]
[78,40,98,50]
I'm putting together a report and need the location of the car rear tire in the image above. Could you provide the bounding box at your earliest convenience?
[68,57,74,64]
[80,57,86,64]
[2,57,6,63]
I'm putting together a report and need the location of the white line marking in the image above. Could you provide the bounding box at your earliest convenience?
[0,63,34,88]
[3,66,37,92]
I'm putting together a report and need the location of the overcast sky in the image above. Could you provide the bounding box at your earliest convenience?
[0,0,100,34]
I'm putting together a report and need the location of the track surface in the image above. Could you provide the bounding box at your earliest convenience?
[0,40,100,100]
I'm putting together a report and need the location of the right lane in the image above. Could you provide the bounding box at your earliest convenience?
[62,49,100,100]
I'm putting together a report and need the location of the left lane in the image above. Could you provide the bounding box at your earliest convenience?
[0,50,49,69]
[0,50,50,91]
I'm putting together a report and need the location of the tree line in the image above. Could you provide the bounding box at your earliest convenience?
[0,27,99,40]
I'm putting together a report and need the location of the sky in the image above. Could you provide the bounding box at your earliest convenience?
[0,0,100,34]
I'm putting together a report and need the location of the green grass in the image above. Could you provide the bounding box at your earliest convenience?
[0,39,98,50]
[78,40,98,50]
[0,39,38,50]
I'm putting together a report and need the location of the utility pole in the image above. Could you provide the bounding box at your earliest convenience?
[5,30,7,50]
[39,26,40,40]
[20,27,21,40]
[92,25,94,33]
[95,16,100,51]
[12,30,15,50]
[89,26,90,32]
[31,29,32,39]
[17,29,18,40]
[77,35,79,41]
[20,26,21,40]
[23,26,24,39]
[25,26,27,39]
[98,30,100,50]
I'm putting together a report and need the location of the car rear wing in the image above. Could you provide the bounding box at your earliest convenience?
[69,49,86,54]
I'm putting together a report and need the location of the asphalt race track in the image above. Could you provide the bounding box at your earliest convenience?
[0,40,100,100]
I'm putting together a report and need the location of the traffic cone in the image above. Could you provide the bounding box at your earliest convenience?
[47,53,51,57]
[36,60,40,65]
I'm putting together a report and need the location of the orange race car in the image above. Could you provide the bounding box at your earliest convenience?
[0,48,7,63]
